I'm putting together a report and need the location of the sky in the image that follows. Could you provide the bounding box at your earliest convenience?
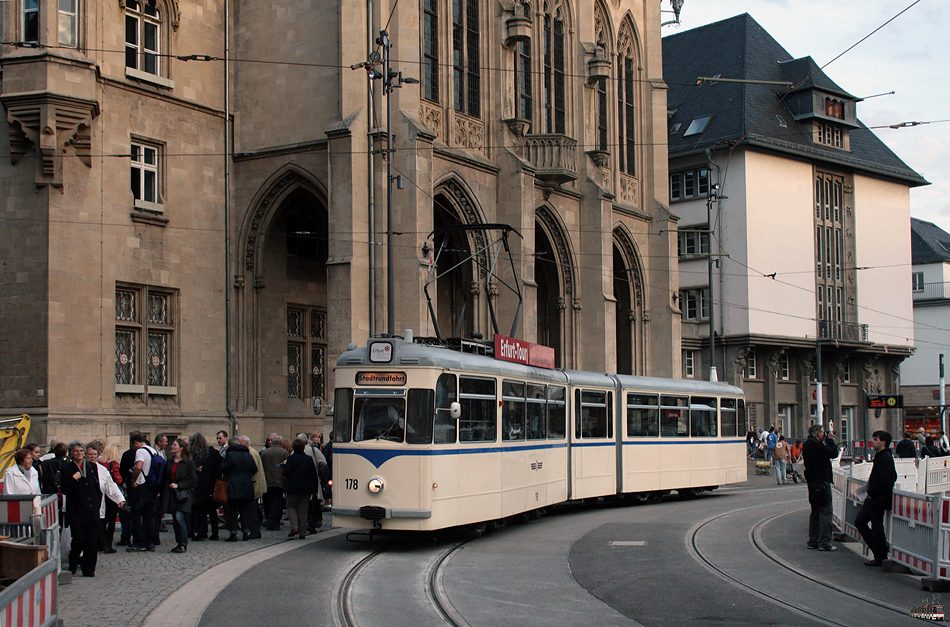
[666,0,950,232]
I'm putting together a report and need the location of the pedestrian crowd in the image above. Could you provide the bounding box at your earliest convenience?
[1,430,332,578]
[746,425,803,485]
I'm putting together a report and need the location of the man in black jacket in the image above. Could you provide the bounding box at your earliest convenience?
[803,423,839,551]
[855,430,897,567]
[894,432,917,459]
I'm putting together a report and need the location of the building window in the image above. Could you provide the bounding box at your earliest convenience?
[681,288,709,321]
[516,38,532,121]
[839,406,853,444]
[842,357,851,383]
[452,0,480,118]
[815,172,848,325]
[746,349,757,379]
[131,140,163,213]
[816,122,843,148]
[912,272,925,292]
[669,168,709,202]
[780,353,790,381]
[59,0,79,47]
[684,350,695,378]
[678,227,710,257]
[596,77,608,152]
[825,98,844,120]
[423,0,439,103]
[617,49,635,174]
[126,0,161,75]
[115,285,176,394]
[543,8,565,134]
[287,307,328,403]
[23,0,39,43]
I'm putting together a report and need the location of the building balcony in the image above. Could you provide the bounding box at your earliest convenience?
[818,320,868,342]
[913,282,950,302]
[523,134,578,185]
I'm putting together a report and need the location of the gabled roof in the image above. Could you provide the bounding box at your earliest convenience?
[662,13,927,187]
[911,218,950,265]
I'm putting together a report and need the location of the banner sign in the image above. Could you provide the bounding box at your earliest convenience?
[494,334,555,369]
[867,394,903,409]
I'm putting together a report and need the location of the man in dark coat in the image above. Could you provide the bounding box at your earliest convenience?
[260,435,289,531]
[220,437,258,541]
[59,440,103,577]
[855,430,898,567]
[116,431,141,546]
[894,432,917,459]
[802,423,839,551]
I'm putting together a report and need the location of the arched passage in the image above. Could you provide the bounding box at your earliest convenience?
[237,166,329,419]
[535,207,575,368]
[613,227,644,375]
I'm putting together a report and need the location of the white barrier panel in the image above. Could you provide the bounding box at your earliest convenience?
[889,489,938,577]
[848,461,872,482]
[0,557,57,627]
[832,468,849,537]
[922,457,950,494]
[895,459,919,493]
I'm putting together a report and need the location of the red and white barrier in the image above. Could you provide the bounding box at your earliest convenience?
[0,558,57,627]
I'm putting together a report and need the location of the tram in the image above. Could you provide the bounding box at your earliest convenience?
[330,332,746,532]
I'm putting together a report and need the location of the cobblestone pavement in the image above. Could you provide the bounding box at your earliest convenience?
[58,516,333,627]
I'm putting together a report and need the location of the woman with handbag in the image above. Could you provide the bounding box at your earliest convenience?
[190,432,221,541]
[163,438,197,553]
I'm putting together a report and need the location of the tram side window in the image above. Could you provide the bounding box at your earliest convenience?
[626,393,659,437]
[459,376,496,442]
[660,395,689,437]
[721,398,738,437]
[526,384,546,440]
[547,385,566,439]
[576,390,611,438]
[434,373,458,444]
[333,388,353,442]
[690,396,718,437]
[407,389,435,444]
[502,380,526,441]
[354,394,407,442]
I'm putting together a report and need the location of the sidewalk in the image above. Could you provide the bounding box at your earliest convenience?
[58,517,334,627]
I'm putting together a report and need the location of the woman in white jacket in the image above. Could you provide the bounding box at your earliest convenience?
[2,448,41,495]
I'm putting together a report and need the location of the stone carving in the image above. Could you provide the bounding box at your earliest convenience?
[523,134,577,185]
[420,101,442,142]
[453,114,484,153]
[734,347,749,376]
[768,349,784,378]
[619,173,639,206]
[800,357,815,380]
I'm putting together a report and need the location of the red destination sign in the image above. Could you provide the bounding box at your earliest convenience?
[494,334,555,369]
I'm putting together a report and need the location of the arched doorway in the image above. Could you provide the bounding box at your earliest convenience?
[432,192,476,338]
[535,220,563,367]
[612,228,644,375]
[613,246,633,374]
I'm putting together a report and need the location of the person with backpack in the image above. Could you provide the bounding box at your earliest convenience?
[765,427,778,462]
[127,433,164,552]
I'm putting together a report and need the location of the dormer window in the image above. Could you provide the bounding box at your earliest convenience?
[825,98,844,120]
[817,123,843,148]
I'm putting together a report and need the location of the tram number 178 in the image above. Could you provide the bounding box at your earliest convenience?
[345,478,359,490]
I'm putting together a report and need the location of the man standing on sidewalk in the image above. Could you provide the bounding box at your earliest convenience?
[854,431,897,567]
[127,434,159,552]
[803,423,838,551]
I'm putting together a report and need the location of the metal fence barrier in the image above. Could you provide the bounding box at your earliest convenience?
[0,494,60,627]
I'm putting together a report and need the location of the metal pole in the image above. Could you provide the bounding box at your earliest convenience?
[707,189,717,382]
[816,343,823,427]
[941,354,946,436]
[382,31,395,336]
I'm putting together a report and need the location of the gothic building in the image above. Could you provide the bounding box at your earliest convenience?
[0,0,679,444]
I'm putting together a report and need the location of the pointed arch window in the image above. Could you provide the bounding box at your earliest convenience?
[423,0,439,102]
[516,36,532,120]
[617,43,635,175]
[452,0,480,118]
[543,8,565,134]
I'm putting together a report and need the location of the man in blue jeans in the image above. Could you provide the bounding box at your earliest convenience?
[765,427,777,461]
[803,423,839,551]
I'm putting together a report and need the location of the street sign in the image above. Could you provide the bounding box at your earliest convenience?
[867,394,903,409]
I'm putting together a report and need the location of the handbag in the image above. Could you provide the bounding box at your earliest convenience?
[174,487,190,504]
[213,478,229,505]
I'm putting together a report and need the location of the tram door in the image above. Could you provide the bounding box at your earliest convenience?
[571,389,616,499]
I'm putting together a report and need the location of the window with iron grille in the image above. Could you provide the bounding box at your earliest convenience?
[287,307,328,403]
[452,0,480,118]
[115,285,176,395]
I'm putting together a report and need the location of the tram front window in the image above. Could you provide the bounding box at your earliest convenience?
[354,397,407,442]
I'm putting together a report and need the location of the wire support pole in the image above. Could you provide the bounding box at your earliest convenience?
[382,31,396,337]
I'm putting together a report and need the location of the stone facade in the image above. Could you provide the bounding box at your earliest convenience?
[1,0,678,446]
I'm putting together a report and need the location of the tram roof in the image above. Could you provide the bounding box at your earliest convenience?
[338,339,743,397]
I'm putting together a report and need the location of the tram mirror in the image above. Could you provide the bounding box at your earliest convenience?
[450,402,461,419]
[313,398,322,415]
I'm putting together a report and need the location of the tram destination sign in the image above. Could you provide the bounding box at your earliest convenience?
[355,372,407,386]
[494,334,555,369]
[867,394,903,409]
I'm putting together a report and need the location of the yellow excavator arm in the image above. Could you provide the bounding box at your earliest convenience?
[0,415,31,477]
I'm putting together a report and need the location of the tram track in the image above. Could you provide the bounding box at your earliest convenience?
[336,539,471,627]
[686,502,913,626]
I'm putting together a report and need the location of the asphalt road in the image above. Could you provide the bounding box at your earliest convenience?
[197,483,929,627]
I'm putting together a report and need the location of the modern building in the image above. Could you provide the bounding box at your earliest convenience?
[901,218,950,416]
[1,0,680,445]
[663,14,928,444]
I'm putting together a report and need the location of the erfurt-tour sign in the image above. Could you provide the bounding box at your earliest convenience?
[494,334,556,369]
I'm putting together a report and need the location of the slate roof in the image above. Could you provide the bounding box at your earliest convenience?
[662,13,928,187]
[911,218,950,265]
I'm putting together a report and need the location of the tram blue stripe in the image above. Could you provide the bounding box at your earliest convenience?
[335,439,743,468]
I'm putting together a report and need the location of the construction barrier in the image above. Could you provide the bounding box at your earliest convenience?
[0,557,58,627]
[0,496,58,540]
[890,489,938,577]
[920,457,950,494]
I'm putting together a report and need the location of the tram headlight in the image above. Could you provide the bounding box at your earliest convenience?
[367,477,384,494]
